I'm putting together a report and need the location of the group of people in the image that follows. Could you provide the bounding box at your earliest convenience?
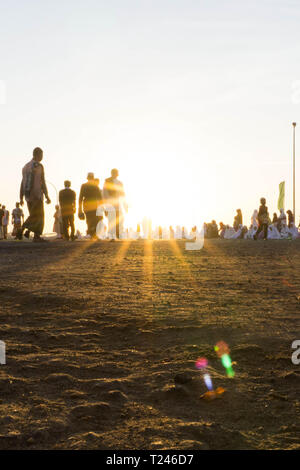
[0,203,24,240]
[205,199,299,240]
[1,147,299,243]
[11,147,127,242]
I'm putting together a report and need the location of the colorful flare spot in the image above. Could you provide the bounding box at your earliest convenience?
[195,357,208,370]
[215,341,235,378]
[203,373,213,391]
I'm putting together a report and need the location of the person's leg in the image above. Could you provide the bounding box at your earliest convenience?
[107,207,116,239]
[264,224,268,240]
[69,215,75,239]
[254,225,262,240]
[3,225,7,239]
[62,215,69,240]
[34,200,44,238]
[22,200,43,237]
[85,211,93,236]
[90,211,98,238]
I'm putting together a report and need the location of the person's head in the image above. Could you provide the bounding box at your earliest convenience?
[87,172,94,182]
[2,205,5,209]
[16,202,20,208]
[55,204,59,210]
[260,197,266,205]
[33,147,43,162]
[94,178,100,186]
[111,168,119,179]
[237,208,241,213]
[64,180,71,188]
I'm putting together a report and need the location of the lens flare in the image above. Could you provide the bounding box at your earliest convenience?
[203,373,213,391]
[195,357,208,370]
[215,341,235,378]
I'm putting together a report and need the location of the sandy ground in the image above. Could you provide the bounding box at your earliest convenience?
[0,238,299,450]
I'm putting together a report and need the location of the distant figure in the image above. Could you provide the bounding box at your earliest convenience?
[233,209,243,231]
[286,210,294,229]
[12,202,24,237]
[272,213,278,225]
[169,226,174,239]
[2,206,9,239]
[78,173,102,239]
[219,222,226,238]
[59,180,76,241]
[208,220,218,238]
[53,205,63,239]
[254,198,269,240]
[0,204,4,239]
[277,208,287,232]
[103,169,127,239]
[18,147,51,242]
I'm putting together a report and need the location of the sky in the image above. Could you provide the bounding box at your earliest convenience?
[1,0,300,233]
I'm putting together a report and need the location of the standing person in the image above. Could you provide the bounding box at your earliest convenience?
[277,208,287,232]
[103,168,127,239]
[286,210,294,229]
[18,147,51,242]
[0,204,4,239]
[53,205,63,239]
[78,173,102,239]
[59,180,76,241]
[233,209,243,231]
[12,202,24,237]
[2,206,9,239]
[254,198,269,240]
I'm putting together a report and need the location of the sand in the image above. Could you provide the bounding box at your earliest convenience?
[0,238,299,450]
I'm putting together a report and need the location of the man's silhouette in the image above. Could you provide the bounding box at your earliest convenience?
[78,173,102,239]
[59,180,76,241]
[103,169,127,239]
[18,147,51,242]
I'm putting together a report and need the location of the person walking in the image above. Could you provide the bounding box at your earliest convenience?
[233,209,243,231]
[0,204,4,239]
[78,173,102,239]
[12,202,24,237]
[254,198,269,240]
[18,147,51,242]
[103,168,127,239]
[59,180,76,241]
[2,206,9,239]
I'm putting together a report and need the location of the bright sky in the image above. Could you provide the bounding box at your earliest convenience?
[1,0,300,233]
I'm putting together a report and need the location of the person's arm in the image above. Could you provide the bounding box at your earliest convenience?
[72,190,76,213]
[41,165,51,204]
[58,190,62,207]
[20,167,25,204]
[120,183,128,212]
[78,185,84,216]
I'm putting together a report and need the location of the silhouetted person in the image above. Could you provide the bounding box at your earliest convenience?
[254,198,269,240]
[233,209,243,231]
[18,147,51,242]
[0,205,3,239]
[2,206,9,239]
[59,180,76,241]
[103,169,127,239]
[78,173,102,239]
[272,213,278,225]
[12,202,24,237]
[286,210,294,228]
